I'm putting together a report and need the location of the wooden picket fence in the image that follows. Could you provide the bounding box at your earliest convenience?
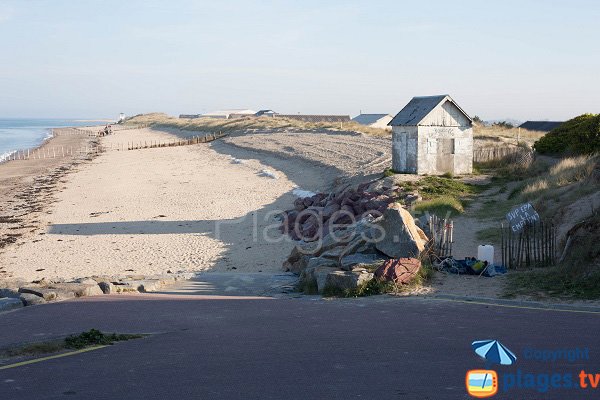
[1,131,228,162]
[501,220,556,269]
[427,215,454,259]
[473,146,533,164]
[126,132,227,150]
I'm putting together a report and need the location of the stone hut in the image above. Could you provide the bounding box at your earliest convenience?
[388,95,473,175]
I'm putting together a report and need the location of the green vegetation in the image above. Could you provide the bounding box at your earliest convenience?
[414,196,464,216]
[125,113,390,137]
[476,155,598,221]
[505,212,600,299]
[534,114,600,155]
[1,340,65,358]
[383,168,396,177]
[396,176,483,216]
[504,268,600,300]
[65,329,144,349]
[0,329,145,361]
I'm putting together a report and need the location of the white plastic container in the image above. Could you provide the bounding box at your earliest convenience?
[477,245,494,266]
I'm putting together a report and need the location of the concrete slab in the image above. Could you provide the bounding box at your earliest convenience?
[155,272,299,297]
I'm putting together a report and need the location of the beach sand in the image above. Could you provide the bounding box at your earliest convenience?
[0,127,303,281]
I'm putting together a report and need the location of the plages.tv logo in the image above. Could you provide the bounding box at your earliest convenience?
[466,339,517,398]
[466,370,498,398]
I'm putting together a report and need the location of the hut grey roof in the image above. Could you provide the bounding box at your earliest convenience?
[519,121,563,132]
[388,95,472,126]
[352,114,390,125]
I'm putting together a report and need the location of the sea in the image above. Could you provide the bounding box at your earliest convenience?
[0,118,108,163]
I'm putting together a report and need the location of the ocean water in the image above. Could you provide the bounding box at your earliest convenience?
[0,118,108,162]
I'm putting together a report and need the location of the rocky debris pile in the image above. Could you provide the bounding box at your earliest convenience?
[0,272,194,311]
[283,199,429,295]
[280,176,421,242]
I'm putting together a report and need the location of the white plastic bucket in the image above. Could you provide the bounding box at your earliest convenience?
[477,245,494,266]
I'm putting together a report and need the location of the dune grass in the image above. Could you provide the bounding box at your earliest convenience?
[475,155,598,221]
[473,124,545,142]
[124,113,391,137]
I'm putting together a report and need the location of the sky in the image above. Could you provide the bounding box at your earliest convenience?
[0,0,599,121]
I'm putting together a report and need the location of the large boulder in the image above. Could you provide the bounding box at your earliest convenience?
[299,264,339,294]
[374,204,428,258]
[49,283,104,297]
[339,253,387,271]
[19,293,47,306]
[19,287,62,301]
[324,270,374,292]
[375,258,421,284]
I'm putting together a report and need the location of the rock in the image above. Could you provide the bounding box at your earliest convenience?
[19,293,47,306]
[374,204,428,258]
[404,193,422,207]
[74,277,99,285]
[19,287,60,301]
[48,283,104,297]
[375,258,422,284]
[299,265,339,294]
[324,270,374,292]
[306,257,338,271]
[320,247,346,260]
[283,244,318,274]
[0,297,23,312]
[339,253,386,271]
[115,280,162,293]
[98,281,115,294]
[322,203,340,219]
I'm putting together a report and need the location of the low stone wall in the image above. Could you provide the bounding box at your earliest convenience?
[0,272,195,311]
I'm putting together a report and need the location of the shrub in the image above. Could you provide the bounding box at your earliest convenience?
[534,114,600,155]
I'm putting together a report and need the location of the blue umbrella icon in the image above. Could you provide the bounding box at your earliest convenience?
[472,340,517,365]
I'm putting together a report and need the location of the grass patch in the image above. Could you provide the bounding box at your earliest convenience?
[0,329,145,360]
[393,176,483,217]
[65,329,144,349]
[414,196,464,216]
[383,168,397,177]
[504,268,600,300]
[1,340,65,358]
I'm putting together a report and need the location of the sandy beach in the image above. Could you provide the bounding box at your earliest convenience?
[0,127,308,281]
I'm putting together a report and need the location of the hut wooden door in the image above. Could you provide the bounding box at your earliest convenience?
[436,138,455,174]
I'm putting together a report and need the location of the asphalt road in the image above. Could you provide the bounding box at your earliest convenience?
[1,294,599,400]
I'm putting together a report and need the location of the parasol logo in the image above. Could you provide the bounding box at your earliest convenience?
[466,339,516,397]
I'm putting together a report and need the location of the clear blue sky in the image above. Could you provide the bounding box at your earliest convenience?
[1,0,598,121]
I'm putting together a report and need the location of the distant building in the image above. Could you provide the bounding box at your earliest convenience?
[389,94,473,175]
[118,113,126,122]
[274,114,351,123]
[202,109,257,119]
[352,113,393,130]
[179,114,201,119]
[519,121,563,132]
[255,110,278,117]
